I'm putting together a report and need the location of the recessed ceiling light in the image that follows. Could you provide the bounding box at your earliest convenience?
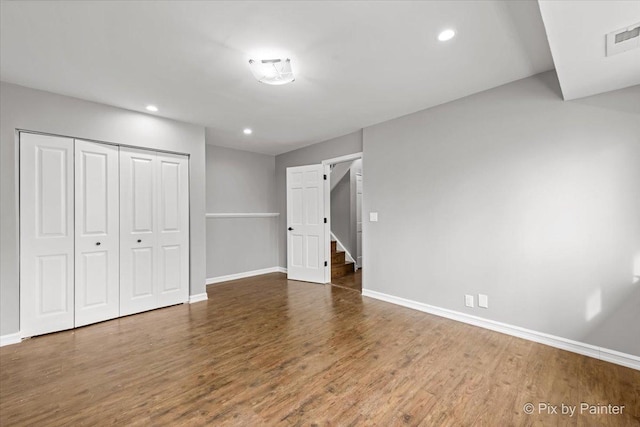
[438,29,456,42]
[243,128,253,135]
[248,58,295,85]
[145,105,158,112]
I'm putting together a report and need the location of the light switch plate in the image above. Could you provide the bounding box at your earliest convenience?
[465,294,474,308]
[369,212,378,222]
[478,294,488,308]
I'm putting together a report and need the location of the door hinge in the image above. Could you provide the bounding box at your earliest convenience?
[324,261,328,267]
[324,217,327,223]
[324,174,327,180]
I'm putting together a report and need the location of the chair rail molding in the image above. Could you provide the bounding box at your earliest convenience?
[205,213,280,218]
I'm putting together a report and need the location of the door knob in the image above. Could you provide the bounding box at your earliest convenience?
[137,239,142,243]
[96,242,101,246]
[288,227,294,231]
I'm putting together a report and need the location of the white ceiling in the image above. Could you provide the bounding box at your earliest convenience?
[539,0,640,101]
[1,1,556,155]
[0,1,553,154]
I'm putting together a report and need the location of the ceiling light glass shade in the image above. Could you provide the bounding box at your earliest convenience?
[249,58,294,85]
[438,29,456,41]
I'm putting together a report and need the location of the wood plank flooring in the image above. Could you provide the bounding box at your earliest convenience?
[1,273,638,426]
[331,269,362,293]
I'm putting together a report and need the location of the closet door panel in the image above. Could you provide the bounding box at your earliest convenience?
[20,133,75,337]
[132,247,154,297]
[80,252,108,303]
[120,148,158,316]
[157,153,190,307]
[75,140,120,327]
[160,245,181,293]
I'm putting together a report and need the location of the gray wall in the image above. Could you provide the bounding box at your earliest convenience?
[362,71,640,356]
[0,82,206,336]
[275,130,363,268]
[205,144,278,278]
[331,172,352,256]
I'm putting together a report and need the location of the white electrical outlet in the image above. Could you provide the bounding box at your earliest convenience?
[465,294,474,308]
[369,212,378,222]
[478,294,488,308]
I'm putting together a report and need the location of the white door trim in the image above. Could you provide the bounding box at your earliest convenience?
[16,129,190,158]
[321,152,363,166]
[323,164,331,283]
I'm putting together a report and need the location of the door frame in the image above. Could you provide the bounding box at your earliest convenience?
[321,152,363,284]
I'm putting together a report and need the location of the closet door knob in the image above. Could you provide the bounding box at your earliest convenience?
[96,242,101,246]
[288,227,294,231]
[137,239,142,243]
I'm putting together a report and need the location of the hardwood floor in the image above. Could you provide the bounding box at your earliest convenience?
[1,273,638,426]
[331,268,362,292]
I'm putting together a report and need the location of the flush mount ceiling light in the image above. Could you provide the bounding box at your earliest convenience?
[438,29,456,42]
[145,105,158,112]
[248,58,294,85]
[243,128,253,135]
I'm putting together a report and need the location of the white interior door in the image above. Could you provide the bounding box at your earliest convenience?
[20,133,75,337]
[74,140,120,327]
[356,173,362,268]
[287,164,326,283]
[119,147,158,316]
[156,152,189,307]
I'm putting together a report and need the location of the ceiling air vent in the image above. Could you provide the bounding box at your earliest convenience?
[606,22,640,57]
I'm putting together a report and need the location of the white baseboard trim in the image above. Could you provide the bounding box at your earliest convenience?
[0,332,22,347]
[207,266,287,285]
[189,293,208,304]
[599,347,640,370]
[362,289,640,371]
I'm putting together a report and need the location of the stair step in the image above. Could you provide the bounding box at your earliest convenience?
[331,240,337,254]
[331,251,345,264]
[331,261,354,280]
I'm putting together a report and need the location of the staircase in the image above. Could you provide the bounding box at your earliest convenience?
[331,240,355,280]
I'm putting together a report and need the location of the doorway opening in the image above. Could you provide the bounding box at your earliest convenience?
[323,153,362,292]
[285,152,363,292]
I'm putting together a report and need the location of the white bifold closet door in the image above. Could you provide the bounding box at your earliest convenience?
[21,133,190,338]
[20,133,75,337]
[119,147,189,316]
[74,140,120,327]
